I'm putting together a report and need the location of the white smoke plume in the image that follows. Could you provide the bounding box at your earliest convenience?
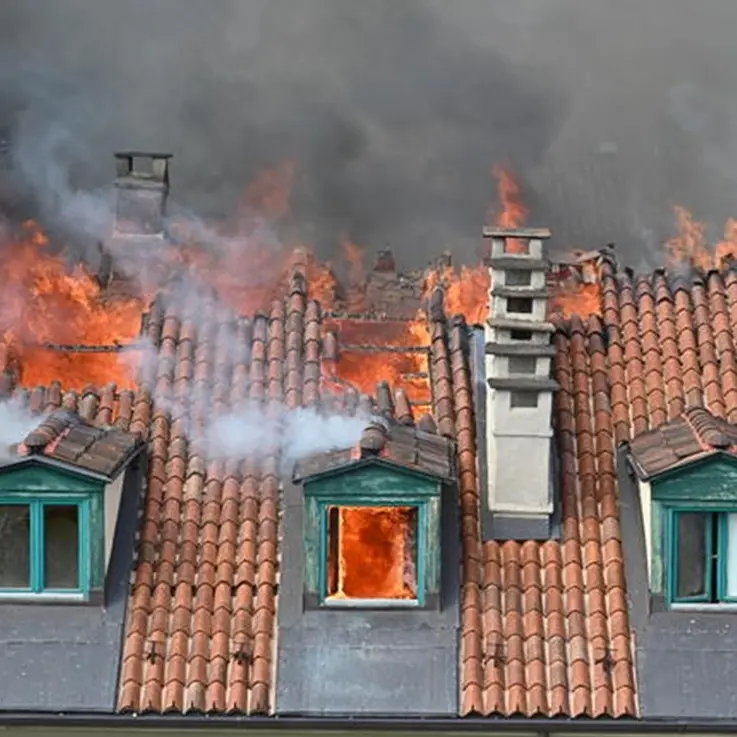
[203,403,369,464]
[0,397,44,458]
[127,304,369,467]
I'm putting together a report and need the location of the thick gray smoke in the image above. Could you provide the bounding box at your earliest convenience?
[2,0,737,270]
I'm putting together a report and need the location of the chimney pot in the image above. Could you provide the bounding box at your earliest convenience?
[374,249,396,273]
[109,152,172,244]
[359,422,387,457]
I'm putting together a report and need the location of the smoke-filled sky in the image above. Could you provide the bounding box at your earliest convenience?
[2,0,737,271]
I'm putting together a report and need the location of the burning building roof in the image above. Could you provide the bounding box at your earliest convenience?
[4,153,737,724]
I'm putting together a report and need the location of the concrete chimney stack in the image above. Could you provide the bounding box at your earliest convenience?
[112,152,171,238]
[482,227,559,539]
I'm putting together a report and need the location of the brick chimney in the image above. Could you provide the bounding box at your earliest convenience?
[482,227,559,539]
[112,152,171,238]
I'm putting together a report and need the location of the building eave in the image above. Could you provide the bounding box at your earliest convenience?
[6,711,737,734]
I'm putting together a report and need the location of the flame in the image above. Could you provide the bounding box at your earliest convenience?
[0,157,615,401]
[325,318,431,404]
[0,221,143,390]
[489,163,529,254]
[549,279,602,319]
[421,165,527,325]
[666,205,737,271]
[327,506,416,600]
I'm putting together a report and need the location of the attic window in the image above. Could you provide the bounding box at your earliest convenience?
[507,297,533,314]
[325,506,418,602]
[0,501,87,595]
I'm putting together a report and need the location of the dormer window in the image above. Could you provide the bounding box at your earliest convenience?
[293,418,455,610]
[627,407,737,609]
[0,409,144,602]
[0,501,86,594]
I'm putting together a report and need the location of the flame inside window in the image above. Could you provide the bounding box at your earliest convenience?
[326,506,418,601]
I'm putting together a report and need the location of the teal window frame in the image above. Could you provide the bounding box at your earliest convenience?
[0,495,91,598]
[665,506,737,606]
[317,499,429,608]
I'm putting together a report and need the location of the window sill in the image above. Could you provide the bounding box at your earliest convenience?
[322,597,420,609]
[669,602,737,613]
[0,591,88,604]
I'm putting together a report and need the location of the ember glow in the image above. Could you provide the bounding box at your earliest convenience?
[326,506,417,601]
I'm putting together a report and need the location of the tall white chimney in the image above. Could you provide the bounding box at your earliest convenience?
[482,227,559,539]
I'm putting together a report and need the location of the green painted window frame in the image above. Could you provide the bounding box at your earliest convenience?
[665,506,737,606]
[0,495,91,599]
[317,499,429,608]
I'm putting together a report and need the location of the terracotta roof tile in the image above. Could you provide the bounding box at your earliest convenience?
[628,402,737,477]
[14,406,143,477]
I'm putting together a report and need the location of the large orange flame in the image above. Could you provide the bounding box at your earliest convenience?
[326,506,417,600]
[666,205,737,271]
[0,221,143,390]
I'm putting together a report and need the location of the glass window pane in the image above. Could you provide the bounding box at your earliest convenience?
[676,512,708,599]
[0,505,30,588]
[44,505,79,590]
[725,514,737,598]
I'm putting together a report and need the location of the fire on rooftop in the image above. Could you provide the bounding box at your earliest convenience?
[0,154,617,401]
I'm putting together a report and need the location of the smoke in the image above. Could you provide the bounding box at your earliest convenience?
[3,1,737,268]
[0,397,42,456]
[203,403,368,466]
[129,306,369,467]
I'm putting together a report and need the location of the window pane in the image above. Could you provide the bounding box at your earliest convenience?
[326,506,418,600]
[676,512,708,599]
[725,514,737,598]
[0,505,30,588]
[44,505,79,590]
